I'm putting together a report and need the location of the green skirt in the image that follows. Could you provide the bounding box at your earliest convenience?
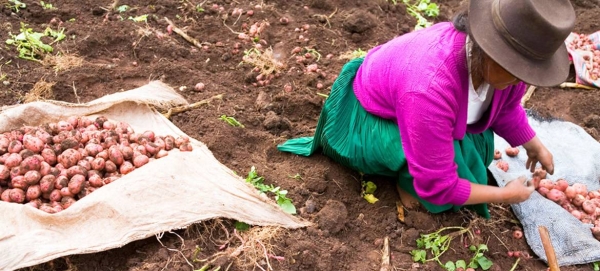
[278,57,494,218]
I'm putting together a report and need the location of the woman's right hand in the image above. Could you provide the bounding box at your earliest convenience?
[501,177,535,204]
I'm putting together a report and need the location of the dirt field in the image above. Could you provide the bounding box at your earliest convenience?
[2,0,600,270]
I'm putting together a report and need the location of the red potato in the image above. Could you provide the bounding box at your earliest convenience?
[8,140,23,153]
[533,167,547,180]
[546,189,567,204]
[54,175,69,190]
[91,157,105,171]
[179,143,193,152]
[4,153,22,167]
[67,165,87,178]
[555,179,569,192]
[134,145,147,156]
[88,174,103,188]
[493,149,502,160]
[582,200,596,215]
[108,145,124,165]
[9,188,25,203]
[1,189,11,202]
[565,186,578,200]
[49,189,62,202]
[104,160,117,173]
[60,187,75,197]
[95,150,109,160]
[11,176,28,189]
[24,170,42,185]
[57,121,73,131]
[103,176,119,185]
[22,135,44,153]
[39,161,52,176]
[144,142,160,156]
[142,130,155,142]
[133,155,149,168]
[77,159,92,171]
[68,174,86,194]
[58,148,82,168]
[539,179,555,191]
[61,196,77,209]
[84,143,103,157]
[592,227,600,241]
[26,185,42,201]
[155,149,168,159]
[537,187,550,197]
[505,147,520,157]
[163,135,176,151]
[39,175,56,193]
[573,194,587,207]
[573,183,588,196]
[121,145,133,160]
[512,229,523,239]
[0,165,10,180]
[10,166,25,179]
[39,204,55,214]
[119,161,135,174]
[589,190,600,199]
[175,136,190,148]
[19,149,34,159]
[495,161,509,172]
[154,138,166,150]
[26,198,42,209]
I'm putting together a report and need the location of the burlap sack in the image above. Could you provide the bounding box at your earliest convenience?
[0,81,310,271]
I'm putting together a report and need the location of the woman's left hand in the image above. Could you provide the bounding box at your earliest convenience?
[522,136,554,174]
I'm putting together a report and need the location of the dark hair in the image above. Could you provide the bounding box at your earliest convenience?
[452,3,485,85]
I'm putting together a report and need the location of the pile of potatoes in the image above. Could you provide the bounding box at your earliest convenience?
[0,116,192,213]
[532,168,600,241]
[567,33,600,80]
[493,146,600,241]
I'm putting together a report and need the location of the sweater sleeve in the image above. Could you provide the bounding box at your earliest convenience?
[396,89,472,206]
[490,83,536,147]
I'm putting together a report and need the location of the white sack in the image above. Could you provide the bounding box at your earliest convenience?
[0,81,310,271]
[490,112,600,266]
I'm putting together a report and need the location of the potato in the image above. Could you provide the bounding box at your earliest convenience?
[8,140,23,154]
[84,143,103,157]
[61,196,77,209]
[154,138,166,150]
[24,170,42,185]
[495,161,509,172]
[60,187,74,197]
[54,175,69,190]
[493,149,501,160]
[108,145,124,166]
[565,186,577,200]
[10,166,25,179]
[103,176,119,185]
[22,135,44,153]
[555,179,569,192]
[39,161,52,176]
[90,157,105,171]
[155,149,168,159]
[120,145,134,161]
[96,150,109,160]
[0,165,9,180]
[179,143,193,152]
[67,165,88,178]
[539,179,555,191]
[19,149,34,159]
[537,187,549,197]
[88,174,104,188]
[26,185,42,201]
[40,175,57,193]
[104,160,117,173]
[132,154,149,168]
[41,148,57,165]
[134,145,147,156]
[505,147,519,157]
[142,130,156,142]
[592,227,600,241]
[1,189,11,202]
[163,135,176,151]
[573,183,588,196]
[49,189,62,202]
[11,176,28,189]
[26,198,42,209]
[68,174,86,195]
[175,136,190,148]
[547,189,567,205]
[9,188,25,203]
[39,204,55,214]
[58,148,82,168]
[57,121,73,131]
[119,161,135,174]
[4,153,22,168]
[583,200,596,215]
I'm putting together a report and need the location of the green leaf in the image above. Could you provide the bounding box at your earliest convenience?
[456,260,467,269]
[116,5,130,13]
[468,262,479,269]
[234,221,250,231]
[277,199,296,214]
[594,262,600,271]
[444,261,456,271]
[364,181,377,194]
[477,257,493,270]
[410,250,426,263]
[469,245,477,252]
[478,244,489,251]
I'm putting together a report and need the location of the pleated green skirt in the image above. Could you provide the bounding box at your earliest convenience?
[278,57,494,218]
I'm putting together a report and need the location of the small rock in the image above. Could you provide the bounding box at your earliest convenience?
[316,200,348,234]
[304,199,316,213]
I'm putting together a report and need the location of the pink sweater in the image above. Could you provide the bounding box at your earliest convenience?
[353,22,536,206]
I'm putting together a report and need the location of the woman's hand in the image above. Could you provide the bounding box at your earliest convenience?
[501,177,535,204]
[466,177,534,205]
[522,136,554,174]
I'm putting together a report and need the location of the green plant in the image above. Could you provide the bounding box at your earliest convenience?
[245,166,296,214]
[234,221,250,231]
[116,5,129,13]
[402,0,439,30]
[128,14,148,22]
[219,115,244,128]
[7,0,26,12]
[40,1,55,10]
[594,262,600,271]
[410,226,493,270]
[5,23,64,61]
[195,4,205,12]
[304,47,322,61]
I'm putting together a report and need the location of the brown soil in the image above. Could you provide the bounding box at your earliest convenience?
[1,0,600,270]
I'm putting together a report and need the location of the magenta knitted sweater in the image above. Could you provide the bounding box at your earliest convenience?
[352,22,536,206]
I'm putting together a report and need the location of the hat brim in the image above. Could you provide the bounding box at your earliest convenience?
[468,0,570,87]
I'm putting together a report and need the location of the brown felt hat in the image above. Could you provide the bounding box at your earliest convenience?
[468,0,576,87]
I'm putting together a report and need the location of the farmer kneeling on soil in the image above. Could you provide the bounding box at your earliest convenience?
[278,0,576,218]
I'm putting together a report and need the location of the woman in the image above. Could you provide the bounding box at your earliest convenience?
[278,0,576,218]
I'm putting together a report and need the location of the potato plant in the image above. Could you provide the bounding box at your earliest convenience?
[0,116,192,213]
